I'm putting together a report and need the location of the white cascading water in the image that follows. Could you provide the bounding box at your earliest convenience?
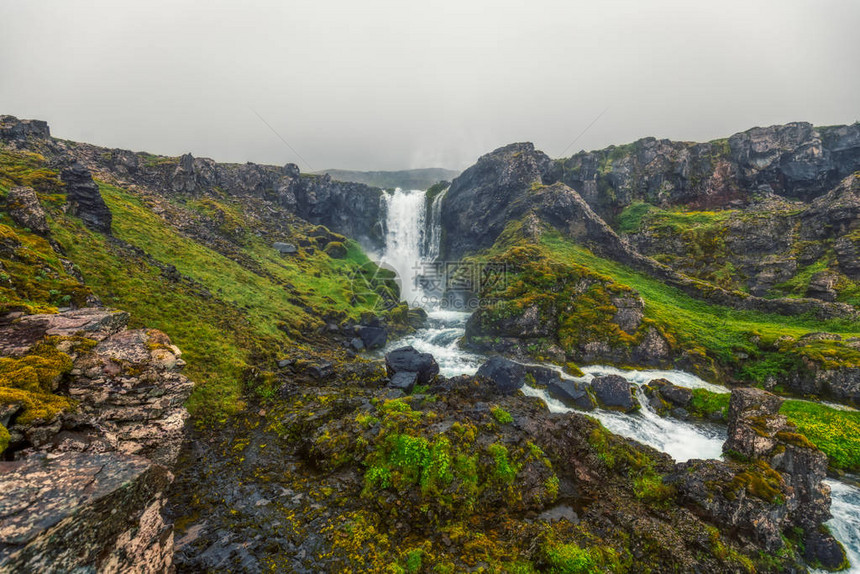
[379,188,447,306]
[379,188,860,572]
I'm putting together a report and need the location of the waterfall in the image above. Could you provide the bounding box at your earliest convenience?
[423,187,447,261]
[379,187,445,306]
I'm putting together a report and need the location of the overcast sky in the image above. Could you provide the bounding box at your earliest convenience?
[1,1,858,171]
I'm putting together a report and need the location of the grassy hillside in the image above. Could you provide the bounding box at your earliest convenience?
[467,220,860,388]
[0,146,399,423]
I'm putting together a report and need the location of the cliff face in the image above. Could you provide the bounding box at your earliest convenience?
[561,122,860,218]
[0,115,387,251]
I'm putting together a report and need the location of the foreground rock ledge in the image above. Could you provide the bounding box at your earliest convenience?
[0,452,173,573]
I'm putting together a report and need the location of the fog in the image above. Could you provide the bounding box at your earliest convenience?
[1,0,858,171]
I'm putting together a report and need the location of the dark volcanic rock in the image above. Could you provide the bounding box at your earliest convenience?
[60,162,112,233]
[357,325,387,350]
[385,346,439,384]
[5,186,49,235]
[591,374,639,412]
[475,356,527,395]
[440,142,558,260]
[643,378,693,415]
[388,371,418,393]
[0,115,50,140]
[804,528,849,571]
[0,452,173,573]
[546,380,596,410]
[306,361,334,380]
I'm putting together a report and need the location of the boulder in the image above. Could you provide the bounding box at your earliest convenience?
[305,361,334,380]
[5,187,49,235]
[388,371,418,393]
[720,387,837,541]
[60,163,112,234]
[643,378,693,415]
[803,528,849,571]
[591,375,640,412]
[0,452,173,573]
[475,356,526,395]
[357,325,387,350]
[546,380,596,411]
[385,346,439,385]
[273,242,298,255]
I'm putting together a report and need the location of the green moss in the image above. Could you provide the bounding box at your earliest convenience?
[543,539,622,574]
[487,443,520,484]
[728,461,784,504]
[688,389,730,419]
[490,405,514,424]
[0,422,9,455]
[0,339,75,425]
[616,201,654,234]
[780,400,860,471]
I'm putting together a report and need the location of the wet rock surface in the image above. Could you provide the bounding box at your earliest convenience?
[590,374,640,412]
[0,452,173,574]
[669,387,842,562]
[384,345,439,384]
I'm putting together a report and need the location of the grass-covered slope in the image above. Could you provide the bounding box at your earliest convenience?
[466,221,860,396]
[0,145,399,423]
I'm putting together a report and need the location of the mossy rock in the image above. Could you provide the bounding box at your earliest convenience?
[324,241,348,259]
[0,422,9,455]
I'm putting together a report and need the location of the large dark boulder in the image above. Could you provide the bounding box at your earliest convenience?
[60,162,112,234]
[475,356,527,395]
[547,380,596,411]
[591,375,640,412]
[385,346,439,385]
[357,325,387,350]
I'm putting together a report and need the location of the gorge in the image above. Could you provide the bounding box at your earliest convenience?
[0,114,859,573]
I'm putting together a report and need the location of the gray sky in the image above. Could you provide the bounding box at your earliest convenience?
[1,0,858,171]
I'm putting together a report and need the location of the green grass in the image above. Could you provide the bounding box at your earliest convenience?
[37,176,395,421]
[780,400,860,471]
[688,389,730,419]
[616,201,654,234]
[539,229,860,379]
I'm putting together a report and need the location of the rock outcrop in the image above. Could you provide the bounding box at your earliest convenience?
[0,115,50,141]
[561,122,860,218]
[0,307,193,573]
[60,162,113,234]
[440,143,558,261]
[0,452,173,574]
[669,388,846,568]
[5,187,49,236]
[384,345,439,385]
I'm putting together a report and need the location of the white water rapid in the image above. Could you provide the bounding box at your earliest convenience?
[377,187,860,572]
